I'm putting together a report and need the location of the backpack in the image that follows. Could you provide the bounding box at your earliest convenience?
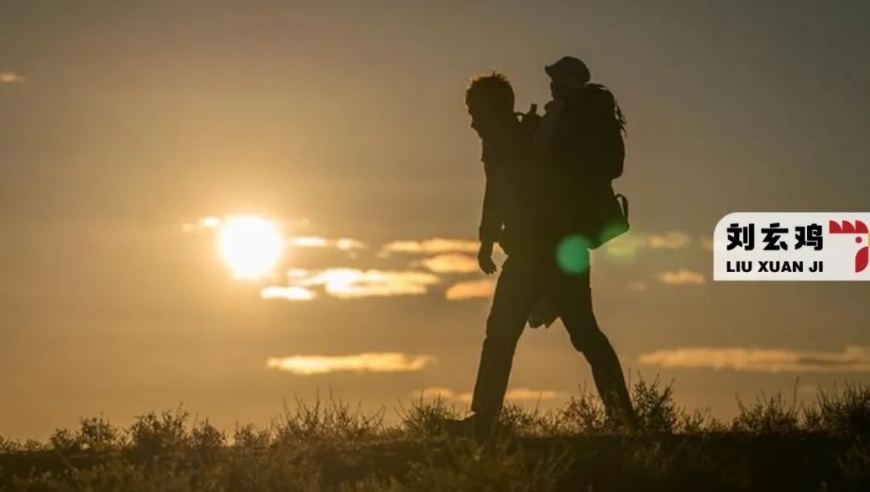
[552,84,630,249]
[558,83,626,180]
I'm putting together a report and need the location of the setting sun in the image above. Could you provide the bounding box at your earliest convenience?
[217,215,285,280]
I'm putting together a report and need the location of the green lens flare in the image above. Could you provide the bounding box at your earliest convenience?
[599,221,629,246]
[556,234,592,274]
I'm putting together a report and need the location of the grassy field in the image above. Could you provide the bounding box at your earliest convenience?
[2,377,869,491]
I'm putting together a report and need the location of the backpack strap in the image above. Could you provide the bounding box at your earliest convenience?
[615,193,629,222]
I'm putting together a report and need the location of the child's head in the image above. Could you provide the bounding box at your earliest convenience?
[465,71,515,137]
[545,56,590,99]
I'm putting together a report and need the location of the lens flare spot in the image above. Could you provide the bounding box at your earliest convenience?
[556,234,592,275]
[598,221,630,246]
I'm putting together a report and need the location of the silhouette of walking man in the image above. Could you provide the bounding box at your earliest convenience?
[453,57,636,436]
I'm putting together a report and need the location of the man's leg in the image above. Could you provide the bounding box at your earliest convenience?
[469,255,541,428]
[553,255,636,428]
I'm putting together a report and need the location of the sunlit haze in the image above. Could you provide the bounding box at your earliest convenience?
[1,0,869,442]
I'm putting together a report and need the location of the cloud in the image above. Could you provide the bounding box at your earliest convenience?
[603,230,711,258]
[380,231,708,261]
[181,216,222,233]
[504,388,568,401]
[646,231,692,249]
[445,279,496,300]
[0,72,26,85]
[415,253,480,274]
[182,216,365,253]
[260,286,317,301]
[606,230,689,253]
[637,345,870,373]
[280,268,441,298]
[287,236,366,250]
[417,387,471,402]
[266,352,436,375]
[415,387,566,403]
[380,238,479,255]
[629,281,649,291]
[602,234,647,257]
[698,237,715,252]
[182,215,312,234]
[655,269,706,285]
[380,231,709,264]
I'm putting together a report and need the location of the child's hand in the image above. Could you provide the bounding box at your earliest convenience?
[477,243,497,275]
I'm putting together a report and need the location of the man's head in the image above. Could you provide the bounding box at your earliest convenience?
[465,71,515,137]
[545,56,591,99]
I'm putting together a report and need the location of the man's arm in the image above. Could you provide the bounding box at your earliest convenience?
[476,159,503,274]
[479,160,504,246]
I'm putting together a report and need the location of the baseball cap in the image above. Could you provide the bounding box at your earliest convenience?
[545,56,591,89]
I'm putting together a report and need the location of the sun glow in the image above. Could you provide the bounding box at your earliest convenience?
[217,215,285,280]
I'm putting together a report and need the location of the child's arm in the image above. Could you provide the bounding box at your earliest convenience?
[533,98,567,163]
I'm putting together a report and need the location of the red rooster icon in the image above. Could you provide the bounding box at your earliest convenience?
[829,220,869,273]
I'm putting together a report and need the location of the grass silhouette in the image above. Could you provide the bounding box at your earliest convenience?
[1,375,869,491]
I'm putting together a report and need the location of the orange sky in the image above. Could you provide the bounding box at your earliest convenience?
[1,0,869,440]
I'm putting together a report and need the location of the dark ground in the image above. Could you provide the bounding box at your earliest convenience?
[2,379,869,491]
